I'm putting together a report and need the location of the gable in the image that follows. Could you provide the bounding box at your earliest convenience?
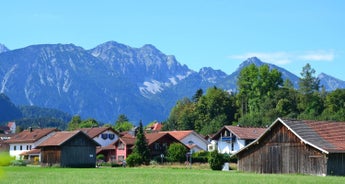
[235,118,345,157]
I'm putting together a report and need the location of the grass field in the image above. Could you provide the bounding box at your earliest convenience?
[1,166,345,184]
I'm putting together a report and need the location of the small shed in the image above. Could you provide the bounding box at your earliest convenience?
[37,130,100,168]
[235,118,345,176]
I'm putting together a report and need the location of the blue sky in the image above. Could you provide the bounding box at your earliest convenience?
[1,0,344,80]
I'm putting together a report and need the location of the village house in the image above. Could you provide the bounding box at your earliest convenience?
[112,133,136,162]
[160,130,209,153]
[37,130,100,168]
[113,132,189,162]
[5,128,58,160]
[79,127,119,147]
[235,118,345,176]
[210,125,266,154]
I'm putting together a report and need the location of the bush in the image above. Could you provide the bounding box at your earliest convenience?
[208,150,224,170]
[126,153,142,167]
[0,152,14,166]
[192,151,209,163]
[96,154,105,161]
[10,160,27,166]
[167,143,188,163]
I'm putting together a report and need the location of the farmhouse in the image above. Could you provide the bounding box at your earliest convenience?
[37,130,100,168]
[235,118,345,176]
[210,126,266,154]
[5,128,58,160]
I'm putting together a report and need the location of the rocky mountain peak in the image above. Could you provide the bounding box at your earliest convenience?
[0,43,10,54]
[239,57,264,68]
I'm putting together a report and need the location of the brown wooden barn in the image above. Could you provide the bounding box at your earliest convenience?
[234,118,345,176]
[37,130,100,168]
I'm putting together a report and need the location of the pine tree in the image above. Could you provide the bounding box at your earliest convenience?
[133,120,150,165]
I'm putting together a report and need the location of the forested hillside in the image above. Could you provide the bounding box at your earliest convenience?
[0,94,71,130]
[163,63,345,135]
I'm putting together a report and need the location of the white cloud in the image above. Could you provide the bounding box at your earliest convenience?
[229,50,335,65]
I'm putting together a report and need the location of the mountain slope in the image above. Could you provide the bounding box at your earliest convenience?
[318,73,345,90]
[0,42,343,124]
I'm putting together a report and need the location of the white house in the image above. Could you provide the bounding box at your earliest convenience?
[210,126,266,154]
[161,130,209,153]
[79,127,119,147]
[5,128,58,160]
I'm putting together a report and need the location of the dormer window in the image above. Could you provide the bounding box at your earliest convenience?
[101,133,108,140]
[109,134,115,140]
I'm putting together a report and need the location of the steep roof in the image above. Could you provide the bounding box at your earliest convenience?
[212,126,267,140]
[283,119,345,153]
[5,128,58,144]
[236,118,345,156]
[79,127,117,138]
[37,130,100,148]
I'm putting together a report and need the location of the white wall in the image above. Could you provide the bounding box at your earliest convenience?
[181,133,209,152]
[9,131,56,160]
[93,130,119,146]
[9,143,34,160]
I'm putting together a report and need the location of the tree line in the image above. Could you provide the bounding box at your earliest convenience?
[163,63,345,135]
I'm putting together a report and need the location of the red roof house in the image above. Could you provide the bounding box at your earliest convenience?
[5,128,58,160]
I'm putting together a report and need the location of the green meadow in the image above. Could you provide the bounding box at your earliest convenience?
[1,166,345,184]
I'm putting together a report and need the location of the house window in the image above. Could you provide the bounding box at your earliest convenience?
[14,145,16,151]
[118,142,124,150]
[20,145,22,150]
[101,133,108,140]
[26,145,29,150]
[109,134,115,140]
[231,142,234,151]
[162,143,167,150]
[154,143,160,150]
[29,145,32,150]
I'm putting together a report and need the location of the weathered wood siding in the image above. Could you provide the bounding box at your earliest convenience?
[60,133,97,168]
[238,123,327,175]
[41,147,61,166]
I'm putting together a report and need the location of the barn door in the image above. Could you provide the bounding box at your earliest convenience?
[269,145,282,173]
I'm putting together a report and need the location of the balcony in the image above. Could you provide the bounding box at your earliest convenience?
[221,136,236,142]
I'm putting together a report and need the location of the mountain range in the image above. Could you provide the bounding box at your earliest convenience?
[0,41,344,124]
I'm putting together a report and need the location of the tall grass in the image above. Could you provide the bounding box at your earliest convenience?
[1,166,344,184]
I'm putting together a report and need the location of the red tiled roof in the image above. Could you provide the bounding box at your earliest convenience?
[160,130,193,140]
[145,133,170,145]
[79,127,117,138]
[5,128,58,144]
[224,126,267,140]
[37,131,81,147]
[117,136,136,146]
